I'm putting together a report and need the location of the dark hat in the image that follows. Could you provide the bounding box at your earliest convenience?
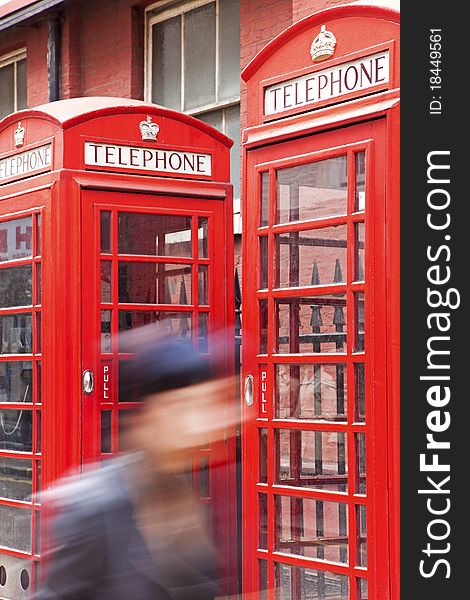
[120,335,211,402]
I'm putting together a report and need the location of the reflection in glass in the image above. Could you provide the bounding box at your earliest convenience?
[36,263,42,304]
[36,411,41,452]
[118,311,192,348]
[36,510,41,555]
[100,211,112,253]
[259,493,268,550]
[259,428,268,483]
[0,217,32,262]
[101,411,112,453]
[355,292,365,352]
[358,578,368,599]
[198,313,208,352]
[151,16,181,109]
[0,314,32,354]
[356,433,366,494]
[259,560,268,600]
[275,562,349,600]
[198,266,209,305]
[275,363,346,421]
[36,213,42,256]
[355,363,365,422]
[276,429,347,492]
[260,172,269,227]
[0,362,33,403]
[0,265,32,308]
[355,151,366,212]
[276,225,347,288]
[0,410,32,452]
[0,505,32,552]
[36,362,42,404]
[259,300,268,354]
[357,504,367,567]
[118,262,192,305]
[355,223,365,281]
[276,295,346,354]
[198,218,208,258]
[36,313,42,354]
[119,213,192,257]
[101,262,112,303]
[276,156,347,224]
[0,457,32,501]
[275,496,348,563]
[101,311,112,353]
[259,236,268,290]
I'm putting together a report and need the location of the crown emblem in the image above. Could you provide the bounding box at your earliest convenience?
[139,116,159,142]
[310,25,337,62]
[14,122,25,147]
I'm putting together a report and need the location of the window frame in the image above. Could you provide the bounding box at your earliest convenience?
[0,48,27,117]
[144,0,240,116]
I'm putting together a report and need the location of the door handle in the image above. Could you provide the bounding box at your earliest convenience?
[244,374,254,406]
[82,370,94,394]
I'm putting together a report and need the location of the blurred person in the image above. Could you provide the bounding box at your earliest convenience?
[35,330,238,600]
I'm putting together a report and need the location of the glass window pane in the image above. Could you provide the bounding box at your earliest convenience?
[358,577,368,599]
[219,0,240,101]
[275,363,347,421]
[35,411,41,452]
[152,16,182,109]
[259,427,268,483]
[225,104,241,201]
[36,361,41,404]
[276,156,347,223]
[355,292,365,352]
[276,295,346,354]
[0,314,32,354]
[0,410,32,452]
[101,310,112,353]
[260,172,269,227]
[0,266,32,308]
[118,311,192,349]
[0,457,32,501]
[197,109,222,130]
[199,455,210,497]
[356,433,366,494]
[259,236,268,290]
[36,263,41,305]
[198,217,208,258]
[0,217,33,262]
[275,225,347,288]
[0,505,31,552]
[101,262,111,303]
[184,3,216,109]
[100,211,111,253]
[258,493,267,549]
[0,361,33,403]
[275,563,349,600]
[355,222,365,281]
[118,262,191,305]
[357,504,367,567]
[0,63,14,119]
[101,411,112,453]
[259,300,268,354]
[16,58,27,110]
[198,312,208,352]
[275,496,348,563]
[198,265,208,305]
[118,213,192,257]
[355,363,365,422]
[259,560,268,600]
[35,213,42,257]
[355,151,366,212]
[276,429,347,492]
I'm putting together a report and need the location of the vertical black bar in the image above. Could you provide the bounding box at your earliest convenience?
[47,13,61,102]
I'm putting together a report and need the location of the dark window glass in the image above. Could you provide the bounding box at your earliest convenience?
[0,409,32,452]
[100,212,111,253]
[119,214,192,257]
[101,411,112,453]
[0,361,33,403]
[0,314,32,354]
[275,563,349,600]
[118,311,192,346]
[0,266,32,308]
[16,58,27,110]
[0,63,14,119]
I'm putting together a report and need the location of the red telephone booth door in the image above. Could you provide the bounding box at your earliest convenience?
[242,118,393,599]
[81,189,236,591]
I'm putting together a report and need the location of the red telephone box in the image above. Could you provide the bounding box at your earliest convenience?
[241,5,399,599]
[0,97,236,599]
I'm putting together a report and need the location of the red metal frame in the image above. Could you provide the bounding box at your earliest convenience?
[241,5,399,599]
[0,97,237,597]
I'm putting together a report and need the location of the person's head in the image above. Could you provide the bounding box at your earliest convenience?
[119,331,237,472]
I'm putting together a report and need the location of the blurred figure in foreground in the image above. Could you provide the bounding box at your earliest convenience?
[35,330,238,600]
